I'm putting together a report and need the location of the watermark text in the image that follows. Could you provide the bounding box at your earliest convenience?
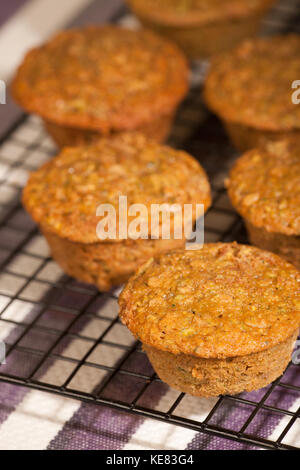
[96,196,204,249]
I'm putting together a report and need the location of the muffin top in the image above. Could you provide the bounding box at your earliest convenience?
[23,133,211,243]
[127,0,274,25]
[205,35,300,131]
[227,140,300,236]
[119,243,300,359]
[12,26,188,131]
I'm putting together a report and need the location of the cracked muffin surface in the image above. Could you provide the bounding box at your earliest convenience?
[119,243,300,359]
[22,132,211,243]
[227,140,300,236]
[12,25,188,132]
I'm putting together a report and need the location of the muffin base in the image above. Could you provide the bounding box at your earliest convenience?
[245,220,300,270]
[43,229,185,291]
[224,120,300,152]
[143,331,298,397]
[43,113,175,147]
[132,11,272,59]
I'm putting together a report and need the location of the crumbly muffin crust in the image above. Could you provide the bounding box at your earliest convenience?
[23,133,211,244]
[12,26,188,132]
[204,35,300,132]
[227,140,300,236]
[119,243,300,359]
[127,0,274,25]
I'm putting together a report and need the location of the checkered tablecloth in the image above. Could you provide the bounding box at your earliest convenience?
[0,0,299,450]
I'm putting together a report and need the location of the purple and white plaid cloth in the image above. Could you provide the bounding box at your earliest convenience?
[0,0,299,450]
[0,293,299,450]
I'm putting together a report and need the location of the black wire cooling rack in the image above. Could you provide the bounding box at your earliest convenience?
[0,0,300,451]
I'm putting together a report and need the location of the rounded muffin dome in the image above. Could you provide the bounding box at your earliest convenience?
[12,25,188,132]
[119,243,300,358]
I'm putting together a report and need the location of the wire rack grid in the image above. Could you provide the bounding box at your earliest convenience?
[0,0,300,451]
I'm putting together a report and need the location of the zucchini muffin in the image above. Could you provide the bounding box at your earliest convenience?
[12,25,189,147]
[204,35,300,151]
[119,243,300,397]
[22,133,211,291]
[126,0,275,59]
[226,140,300,269]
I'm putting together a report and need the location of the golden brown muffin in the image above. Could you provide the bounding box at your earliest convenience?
[12,25,189,147]
[119,243,300,397]
[22,133,211,291]
[204,35,300,151]
[126,0,275,59]
[226,140,300,269]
